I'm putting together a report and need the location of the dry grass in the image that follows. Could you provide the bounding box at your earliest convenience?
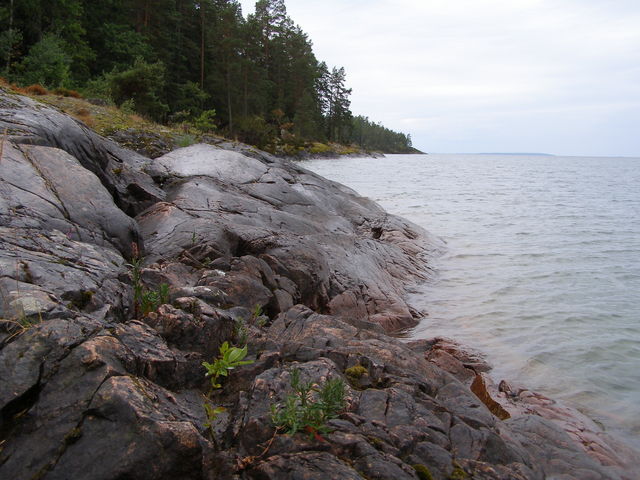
[24,84,49,96]
[72,108,95,128]
[0,318,30,342]
[129,113,145,124]
[53,87,82,98]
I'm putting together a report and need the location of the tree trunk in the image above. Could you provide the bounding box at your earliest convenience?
[6,0,13,72]
[243,68,248,117]
[144,0,150,28]
[226,67,233,132]
[200,4,205,88]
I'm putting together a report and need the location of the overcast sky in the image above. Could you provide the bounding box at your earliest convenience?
[238,0,640,156]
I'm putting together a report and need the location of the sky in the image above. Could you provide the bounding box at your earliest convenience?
[238,0,640,156]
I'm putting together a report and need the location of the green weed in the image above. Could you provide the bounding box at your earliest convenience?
[234,318,249,346]
[176,133,196,148]
[202,342,253,443]
[140,283,170,315]
[413,464,434,480]
[251,304,269,327]
[270,368,346,437]
[126,243,170,317]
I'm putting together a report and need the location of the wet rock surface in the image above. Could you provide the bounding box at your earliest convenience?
[0,90,637,479]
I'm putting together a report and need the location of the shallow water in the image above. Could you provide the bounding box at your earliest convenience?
[304,153,640,448]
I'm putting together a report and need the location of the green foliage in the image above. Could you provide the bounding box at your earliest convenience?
[202,342,253,439]
[318,64,352,142]
[176,133,196,148]
[234,115,275,148]
[172,81,208,118]
[413,464,434,480]
[293,89,323,140]
[270,368,346,436]
[309,142,331,154]
[251,304,269,327]
[127,253,144,319]
[109,57,168,121]
[126,245,169,317]
[251,304,264,320]
[119,98,136,115]
[194,109,217,133]
[140,283,170,315]
[345,364,368,386]
[17,33,71,88]
[97,23,152,71]
[0,28,22,75]
[81,73,112,101]
[234,318,249,346]
[203,342,253,389]
[448,464,469,480]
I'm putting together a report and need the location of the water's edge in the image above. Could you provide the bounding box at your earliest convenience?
[303,153,640,451]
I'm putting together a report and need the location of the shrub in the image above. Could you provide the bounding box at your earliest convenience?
[18,33,71,88]
[82,74,112,102]
[175,133,196,148]
[271,368,346,437]
[234,115,275,148]
[120,98,136,115]
[309,142,332,154]
[194,109,217,133]
[109,57,169,121]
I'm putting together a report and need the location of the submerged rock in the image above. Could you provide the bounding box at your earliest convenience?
[0,89,636,480]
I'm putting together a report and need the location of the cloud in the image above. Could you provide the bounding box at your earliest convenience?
[238,0,640,156]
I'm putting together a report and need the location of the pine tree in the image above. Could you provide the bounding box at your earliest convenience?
[322,66,352,142]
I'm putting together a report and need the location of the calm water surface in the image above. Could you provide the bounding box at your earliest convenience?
[304,154,640,448]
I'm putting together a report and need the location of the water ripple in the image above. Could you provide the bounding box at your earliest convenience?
[305,153,640,449]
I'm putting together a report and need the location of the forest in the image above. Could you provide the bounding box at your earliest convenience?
[0,0,416,153]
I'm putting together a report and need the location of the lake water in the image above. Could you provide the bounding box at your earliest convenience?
[304,153,640,449]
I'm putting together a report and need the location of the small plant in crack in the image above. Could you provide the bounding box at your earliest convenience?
[234,318,249,345]
[126,243,144,318]
[270,368,346,439]
[251,304,269,328]
[140,283,170,315]
[126,243,170,317]
[202,342,253,445]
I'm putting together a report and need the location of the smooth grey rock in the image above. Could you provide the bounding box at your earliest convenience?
[0,143,139,257]
[151,144,269,183]
[0,92,164,216]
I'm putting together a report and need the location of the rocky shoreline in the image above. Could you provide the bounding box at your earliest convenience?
[0,90,637,479]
